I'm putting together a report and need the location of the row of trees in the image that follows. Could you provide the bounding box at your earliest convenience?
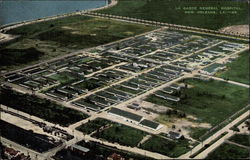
[0,88,88,126]
[86,12,248,38]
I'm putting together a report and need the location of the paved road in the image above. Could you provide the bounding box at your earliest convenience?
[137,135,152,147]
[1,137,46,160]
[0,24,163,78]
[201,75,249,88]
[0,105,170,159]
[197,45,249,89]
[226,140,250,150]
[73,130,170,160]
[179,110,250,159]
[2,43,248,159]
[1,5,249,159]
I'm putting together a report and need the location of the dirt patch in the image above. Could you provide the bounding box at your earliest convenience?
[123,31,134,36]
[187,115,198,121]
[220,25,249,35]
[140,101,169,113]
[120,104,159,121]
[62,26,74,30]
[155,114,211,140]
[178,82,194,89]
[155,114,211,128]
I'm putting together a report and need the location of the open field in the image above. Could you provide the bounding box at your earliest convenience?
[228,134,250,147]
[93,124,147,147]
[154,111,190,128]
[140,135,190,158]
[1,15,155,71]
[188,127,210,140]
[0,48,44,67]
[0,88,88,126]
[97,0,248,30]
[6,16,154,44]
[217,50,249,84]
[34,18,155,49]
[206,143,249,159]
[146,79,249,126]
[190,131,228,158]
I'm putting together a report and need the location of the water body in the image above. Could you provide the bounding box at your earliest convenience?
[0,0,107,26]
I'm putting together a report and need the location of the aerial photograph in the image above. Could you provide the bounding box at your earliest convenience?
[0,0,249,159]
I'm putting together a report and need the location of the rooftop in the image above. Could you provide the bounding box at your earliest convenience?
[108,107,143,122]
[139,119,160,130]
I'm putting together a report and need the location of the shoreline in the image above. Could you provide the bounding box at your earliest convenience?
[0,0,117,43]
[0,0,117,32]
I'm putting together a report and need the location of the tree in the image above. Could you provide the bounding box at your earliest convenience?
[185,83,188,88]
[231,126,240,132]
[116,44,120,50]
[96,129,100,138]
[221,95,226,99]
[115,126,120,132]
[173,110,178,115]
[166,109,172,115]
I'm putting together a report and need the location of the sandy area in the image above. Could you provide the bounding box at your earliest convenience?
[220,25,249,35]
[140,101,169,113]
[0,33,9,41]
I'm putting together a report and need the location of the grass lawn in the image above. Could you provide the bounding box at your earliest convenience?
[6,15,155,47]
[228,134,250,147]
[93,124,146,147]
[217,50,249,84]
[140,135,190,158]
[35,17,155,49]
[97,0,248,30]
[206,143,249,159]
[76,118,113,134]
[188,127,209,140]
[73,80,101,91]
[2,15,155,71]
[78,57,93,64]
[49,71,76,84]
[154,113,187,128]
[145,78,249,126]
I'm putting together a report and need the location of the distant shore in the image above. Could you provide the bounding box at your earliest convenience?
[0,0,117,32]
[0,0,117,43]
